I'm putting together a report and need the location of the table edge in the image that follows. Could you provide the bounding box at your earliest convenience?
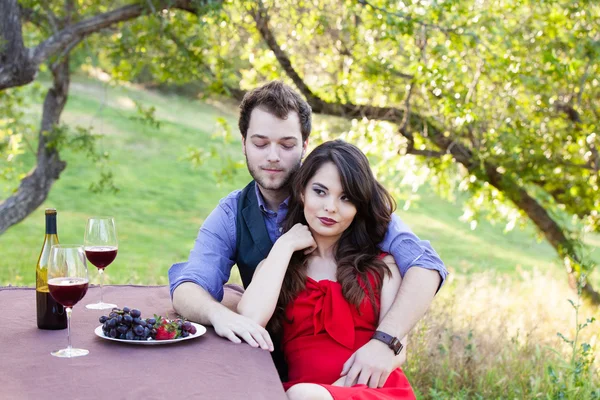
[0,284,168,291]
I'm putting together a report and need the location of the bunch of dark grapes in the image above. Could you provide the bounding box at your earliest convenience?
[99,307,157,341]
[178,319,197,338]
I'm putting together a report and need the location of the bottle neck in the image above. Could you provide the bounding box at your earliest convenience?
[45,214,57,235]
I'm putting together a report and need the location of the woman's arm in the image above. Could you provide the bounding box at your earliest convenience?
[236,243,292,327]
[237,223,316,327]
[379,255,402,322]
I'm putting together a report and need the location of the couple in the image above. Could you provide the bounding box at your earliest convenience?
[169,81,447,399]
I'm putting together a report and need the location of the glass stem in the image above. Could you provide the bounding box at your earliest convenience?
[66,307,73,354]
[99,269,105,304]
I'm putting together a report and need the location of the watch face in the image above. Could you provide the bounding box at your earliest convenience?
[372,331,402,355]
[390,337,403,355]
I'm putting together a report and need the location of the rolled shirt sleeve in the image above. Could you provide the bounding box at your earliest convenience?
[168,192,240,302]
[379,213,448,290]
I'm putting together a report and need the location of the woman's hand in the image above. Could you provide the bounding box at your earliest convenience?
[278,223,317,254]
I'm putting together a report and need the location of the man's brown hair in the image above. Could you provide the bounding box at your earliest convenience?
[238,81,312,141]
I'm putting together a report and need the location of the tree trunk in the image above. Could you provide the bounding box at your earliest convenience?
[0,59,70,235]
[0,0,38,89]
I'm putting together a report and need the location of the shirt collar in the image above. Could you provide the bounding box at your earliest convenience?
[254,182,290,213]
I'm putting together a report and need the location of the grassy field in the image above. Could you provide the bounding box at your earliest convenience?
[2,77,598,287]
[1,77,599,398]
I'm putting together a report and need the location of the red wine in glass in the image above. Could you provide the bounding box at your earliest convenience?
[84,217,118,310]
[85,247,118,270]
[48,277,89,308]
[48,245,90,358]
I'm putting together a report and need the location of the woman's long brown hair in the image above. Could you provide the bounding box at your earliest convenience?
[268,140,396,334]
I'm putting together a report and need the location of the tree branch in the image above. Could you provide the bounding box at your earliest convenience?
[389,67,414,80]
[407,148,444,158]
[465,58,484,104]
[65,0,76,25]
[50,37,84,72]
[398,82,414,135]
[555,101,581,123]
[40,3,60,33]
[251,0,405,120]
[18,5,45,28]
[0,0,216,90]
[357,0,480,42]
[554,101,599,172]
[576,59,591,108]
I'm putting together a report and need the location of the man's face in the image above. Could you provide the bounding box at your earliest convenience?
[243,107,307,192]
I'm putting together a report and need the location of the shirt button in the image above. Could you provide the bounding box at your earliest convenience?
[279,227,283,233]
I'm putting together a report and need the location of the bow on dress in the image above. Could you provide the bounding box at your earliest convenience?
[306,277,355,349]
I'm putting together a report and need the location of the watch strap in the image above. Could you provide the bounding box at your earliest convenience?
[372,330,403,355]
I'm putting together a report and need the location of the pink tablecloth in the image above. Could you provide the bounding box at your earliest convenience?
[0,285,286,400]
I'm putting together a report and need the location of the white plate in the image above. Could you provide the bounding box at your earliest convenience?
[94,322,206,345]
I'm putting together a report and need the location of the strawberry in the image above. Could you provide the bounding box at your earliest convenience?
[152,316,180,340]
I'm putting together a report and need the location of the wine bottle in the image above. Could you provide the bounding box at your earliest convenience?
[36,208,67,330]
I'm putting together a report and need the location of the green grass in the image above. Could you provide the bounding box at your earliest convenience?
[1,77,598,288]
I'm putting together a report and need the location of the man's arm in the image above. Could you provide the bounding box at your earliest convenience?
[169,196,237,313]
[376,267,439,341]
[168,194,272,350]
[173,282,233,326]
[173,282,272,350]
[378,212,445,339]
[340,213,445,386]
[340,255,408,388]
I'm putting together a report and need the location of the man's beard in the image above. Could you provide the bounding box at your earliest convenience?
[245,156,302,192]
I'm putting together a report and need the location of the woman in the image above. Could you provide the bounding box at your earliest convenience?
[238,140,415,399]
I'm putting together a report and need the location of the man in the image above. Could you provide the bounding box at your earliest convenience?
[170,81,447,388]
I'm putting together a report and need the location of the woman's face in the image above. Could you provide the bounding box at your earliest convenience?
[302,162,357,240]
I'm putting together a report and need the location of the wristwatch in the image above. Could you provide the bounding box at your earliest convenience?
[371,330,403,355]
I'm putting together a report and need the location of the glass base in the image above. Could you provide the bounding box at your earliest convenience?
[51,347,89,358]
[86,301,118,310]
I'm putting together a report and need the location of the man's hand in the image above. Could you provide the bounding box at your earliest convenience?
[340,339,398,388]
[209,306,274,351]
[331,376,346,387]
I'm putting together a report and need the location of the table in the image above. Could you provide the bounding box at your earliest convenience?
[0,285,287,400]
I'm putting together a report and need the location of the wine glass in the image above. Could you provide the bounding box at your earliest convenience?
[84,217,118,310]
[48,245,90,358]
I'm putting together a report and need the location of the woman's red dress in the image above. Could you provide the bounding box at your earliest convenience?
[281,275,416,399]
